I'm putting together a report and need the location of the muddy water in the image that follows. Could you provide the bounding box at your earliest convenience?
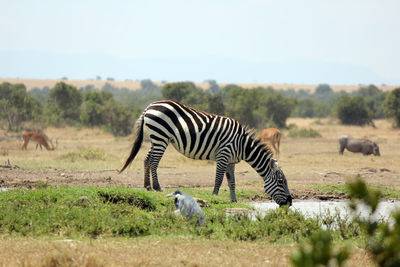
[251,200,400,225]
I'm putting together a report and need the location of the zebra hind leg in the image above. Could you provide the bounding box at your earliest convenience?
[225,164,237,202]
[149,144,167,191]
[144,150,152,190]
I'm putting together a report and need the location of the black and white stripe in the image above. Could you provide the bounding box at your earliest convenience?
[119,100,292,206]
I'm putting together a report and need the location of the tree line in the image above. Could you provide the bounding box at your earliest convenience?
[1,80,400,136]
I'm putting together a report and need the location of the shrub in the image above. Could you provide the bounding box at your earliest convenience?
[0,82,42,130]
[292,177,400,267]
[288,127,322,138]
[335,95,373,126]
[383,87,400,128]
[59,148,107,162]
[45,82,83,125]
[291,230,350,267]
[348,176,400,266]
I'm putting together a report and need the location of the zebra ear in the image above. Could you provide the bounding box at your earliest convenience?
[270,158,278,169]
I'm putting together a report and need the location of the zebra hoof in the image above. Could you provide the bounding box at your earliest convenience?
[145,186,152,191]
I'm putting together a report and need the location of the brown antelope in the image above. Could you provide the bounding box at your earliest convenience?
[21,131,55,151]
[259,128,281,158]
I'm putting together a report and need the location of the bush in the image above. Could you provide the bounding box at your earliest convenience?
[348,177,400,267]
[288,127,322,138]
[291,230,350,267]
[0,82,42,130]
[59,148,107,162]
[356,85,387,119]
[103,102,137,136]
[161,82,197,102]
[335,95,373,126]
[224,86,296,128]
[292,177,400,267]
[293,99,332,118]
[45,82,83,125]
[383,87,400,128]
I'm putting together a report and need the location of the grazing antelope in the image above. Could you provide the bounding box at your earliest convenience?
[21,131,55,151]
[259,128,281,158]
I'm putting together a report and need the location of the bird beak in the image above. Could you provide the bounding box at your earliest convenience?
[166,193,174,197]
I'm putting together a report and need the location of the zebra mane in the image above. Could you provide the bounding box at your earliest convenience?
[243,126,275,159]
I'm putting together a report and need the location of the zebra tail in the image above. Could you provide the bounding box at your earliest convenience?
[118,114,145,174]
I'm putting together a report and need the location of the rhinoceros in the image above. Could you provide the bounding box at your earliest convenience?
[338,135,380,156]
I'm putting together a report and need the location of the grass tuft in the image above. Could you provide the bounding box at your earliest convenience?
[58,147,107,162]
[288,127,322,138]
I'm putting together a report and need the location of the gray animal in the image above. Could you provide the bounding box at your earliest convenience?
[338,135,380,156]
[166,190,205,226]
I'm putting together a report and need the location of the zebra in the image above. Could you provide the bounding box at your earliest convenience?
[119,100,292,206]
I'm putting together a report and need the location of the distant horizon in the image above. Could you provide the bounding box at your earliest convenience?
[2,77,398,94]
[1,76,397,87]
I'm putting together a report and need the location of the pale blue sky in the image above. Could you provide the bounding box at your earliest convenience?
[1,0,399,85]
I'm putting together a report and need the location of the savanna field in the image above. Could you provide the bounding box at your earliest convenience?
[0,117,400,266]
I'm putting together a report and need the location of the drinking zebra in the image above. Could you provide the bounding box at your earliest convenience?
[119,100,292,206]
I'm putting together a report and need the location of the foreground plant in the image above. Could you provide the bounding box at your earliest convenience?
[291,176,400,267]
[348,177,400,267]
[290,230,350,267]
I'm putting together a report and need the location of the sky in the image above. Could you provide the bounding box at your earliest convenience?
[1,0,399,85]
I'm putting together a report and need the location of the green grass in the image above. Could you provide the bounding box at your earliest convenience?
[309,183,400,199]
[0,186,362,243]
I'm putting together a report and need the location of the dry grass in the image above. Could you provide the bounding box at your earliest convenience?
[1,78,397,92]
[0,118,399,191]
[0,237,374,267]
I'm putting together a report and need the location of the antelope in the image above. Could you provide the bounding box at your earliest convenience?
[259,128,281,158]
[21,131,55,151]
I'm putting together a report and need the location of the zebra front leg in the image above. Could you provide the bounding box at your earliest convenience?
[144,150,152,190]
[212,157,228,197]
[149,144,166,191]
[225,163,237,202]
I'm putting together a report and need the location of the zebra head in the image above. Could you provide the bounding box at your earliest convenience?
[265,159,292,207]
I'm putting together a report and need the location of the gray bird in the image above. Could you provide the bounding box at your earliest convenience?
[166,190,205,226]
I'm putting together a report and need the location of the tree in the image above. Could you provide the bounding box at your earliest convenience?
[45,82,82,125]
[205,79,220,94]
[335,95,373,126]
[259,92,296,128]
[383,87,400,127]
[161,82,197,102]
[224,87,261,128]
[140,79,160,92]
[356,85,387,119]
[314,84,334,101]
[29,86,50,104]
[356,84,381,97]
[224,86,296,129]
[315,84,333,95]
[161,82,208,110]
[103,102,137,136]
[293,99,332,118]
[0,82,42,131]
[207,94,225,115]
[80,91,113,126]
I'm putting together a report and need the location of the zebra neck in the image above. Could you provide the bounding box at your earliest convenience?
[243,136,273,178]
